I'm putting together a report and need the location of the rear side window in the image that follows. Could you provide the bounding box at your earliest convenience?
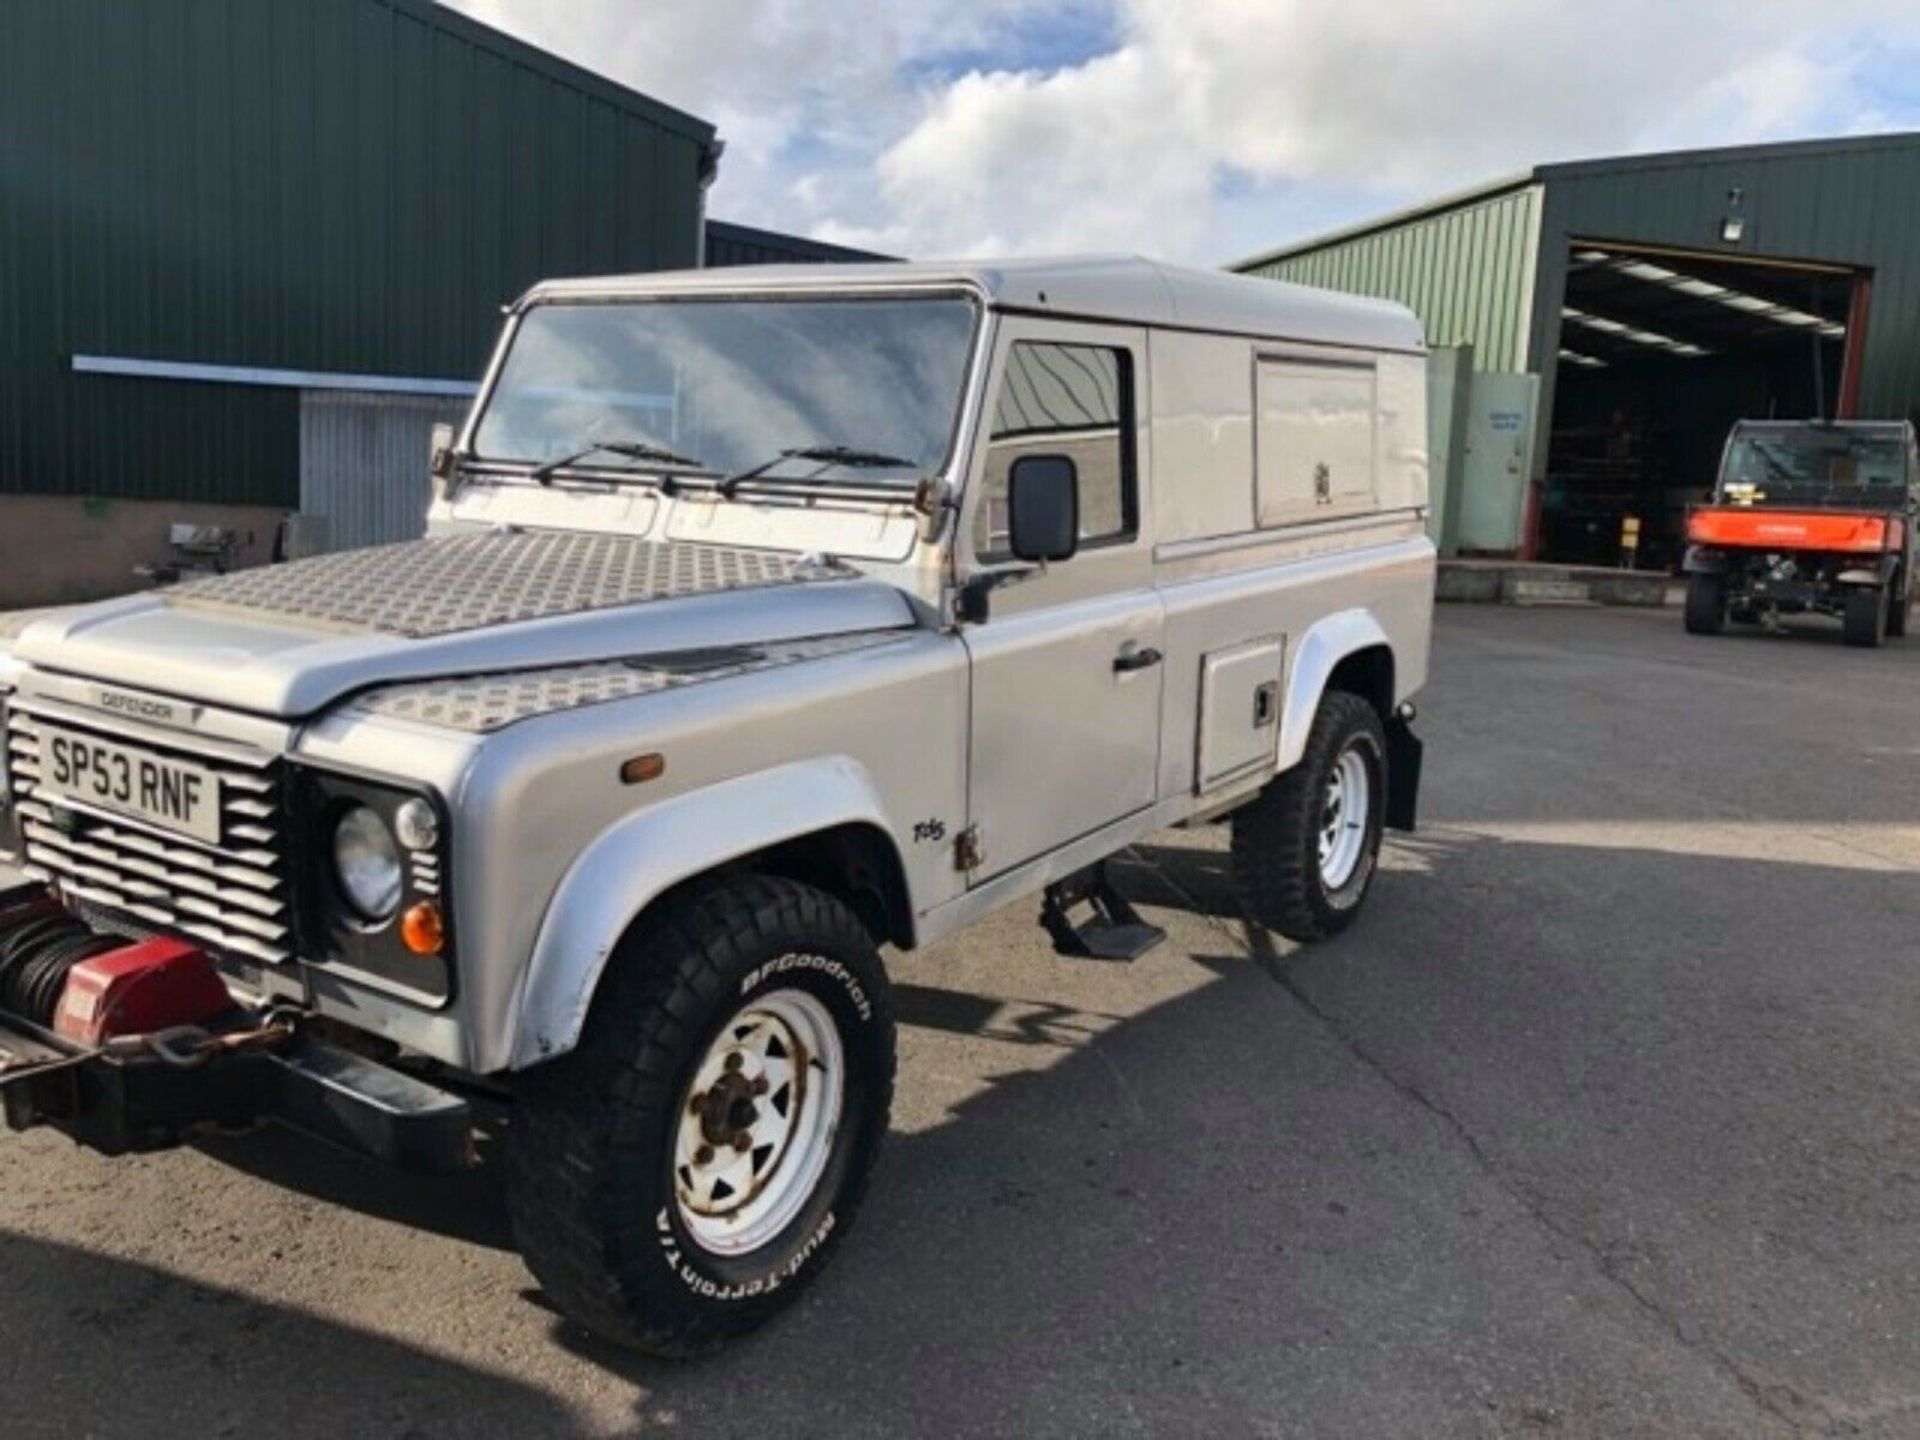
[975,342,1136,559]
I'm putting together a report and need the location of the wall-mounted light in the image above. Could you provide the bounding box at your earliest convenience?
[1721,185,1745,244]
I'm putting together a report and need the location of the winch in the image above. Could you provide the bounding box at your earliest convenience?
[0,881,471,1170]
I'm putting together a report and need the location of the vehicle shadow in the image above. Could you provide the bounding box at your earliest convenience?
[192,1124,517,1252]
[545,828,1920,1437]
[14,825,1920,1437]
[0,1229,581,1440]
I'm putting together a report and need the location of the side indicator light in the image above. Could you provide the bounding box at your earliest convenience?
[401,901,446,956]
[621,753,666,785]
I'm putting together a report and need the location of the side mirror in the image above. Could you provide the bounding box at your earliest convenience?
[1007,455,1079,563]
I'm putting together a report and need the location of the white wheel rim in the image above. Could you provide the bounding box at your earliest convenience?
[673,985,845,1257]
[1318,746,1372,890]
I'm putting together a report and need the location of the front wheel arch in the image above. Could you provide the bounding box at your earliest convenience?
[510,760,914,1070]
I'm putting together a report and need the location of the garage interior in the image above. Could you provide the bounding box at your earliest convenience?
[1543,243,1862,568]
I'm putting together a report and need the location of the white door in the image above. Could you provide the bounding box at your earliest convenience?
[959,318,1163,881]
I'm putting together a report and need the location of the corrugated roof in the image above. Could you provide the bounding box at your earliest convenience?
[1233,131,1920,273]
[705,220,898,266]
[1231,173,1535,273]
[405,0,715,144]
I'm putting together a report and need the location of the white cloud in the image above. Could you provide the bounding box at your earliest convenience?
[441,0,1920,265]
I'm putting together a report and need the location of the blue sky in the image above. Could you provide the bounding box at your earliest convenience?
[447,0,1920,266]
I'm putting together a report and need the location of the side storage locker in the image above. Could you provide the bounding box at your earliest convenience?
[1196,637,1284,792]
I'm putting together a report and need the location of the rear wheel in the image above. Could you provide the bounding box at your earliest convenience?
[1231,691,1387,942]
[507,876,895,1355]
[1843,586,1889,648]
[1887,571,1909,638]
[1684,573,1727,635]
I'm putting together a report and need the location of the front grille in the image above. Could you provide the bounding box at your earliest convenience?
[5,708,292,965]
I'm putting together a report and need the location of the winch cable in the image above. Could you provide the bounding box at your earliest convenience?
[0,899,300,1083]
[0,912,124,1026]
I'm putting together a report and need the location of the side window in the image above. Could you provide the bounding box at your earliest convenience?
[974,342,1135,559]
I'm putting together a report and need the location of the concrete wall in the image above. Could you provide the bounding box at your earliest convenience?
[0,496,282,608]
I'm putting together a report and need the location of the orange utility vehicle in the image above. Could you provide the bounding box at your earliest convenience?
[1683,419,1918,647]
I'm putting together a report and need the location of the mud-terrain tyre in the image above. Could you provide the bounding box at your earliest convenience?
[1843,586,1888,648]
[1684,573,1727,635]
[506,875,896,1356]
[1231,690,1387,943]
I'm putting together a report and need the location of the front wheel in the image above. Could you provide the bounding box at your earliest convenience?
[506,876,895,1355]
[1887,571,1909,638]
[1684,573,1727,635]
[1231,690,1387,942]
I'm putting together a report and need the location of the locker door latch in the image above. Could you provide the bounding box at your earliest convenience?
[1253,681,1279,728]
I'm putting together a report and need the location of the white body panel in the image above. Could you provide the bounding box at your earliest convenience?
[0,256,1434,1077]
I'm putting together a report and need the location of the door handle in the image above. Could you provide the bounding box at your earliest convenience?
[1113,644,1163,673]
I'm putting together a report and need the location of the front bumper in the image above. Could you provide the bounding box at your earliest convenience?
[0,1001,475,1174]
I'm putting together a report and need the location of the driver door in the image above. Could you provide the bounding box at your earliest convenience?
[958,318,1163,881]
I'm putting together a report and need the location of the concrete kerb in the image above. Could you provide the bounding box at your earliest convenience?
[1438,561,1675,608]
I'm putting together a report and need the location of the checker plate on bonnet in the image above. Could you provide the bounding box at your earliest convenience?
[359,631,906,733]
[169,532,804,639]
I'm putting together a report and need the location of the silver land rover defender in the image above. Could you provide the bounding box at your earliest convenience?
[0,257,1433,1353]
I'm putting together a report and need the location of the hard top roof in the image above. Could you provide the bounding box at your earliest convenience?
[520,255,1426,354]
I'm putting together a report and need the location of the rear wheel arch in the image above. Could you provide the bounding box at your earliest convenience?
[1324,644,1395,724]
[1278,611,1398,775]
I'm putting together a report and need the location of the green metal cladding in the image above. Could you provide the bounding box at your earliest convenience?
[1237,134,1920,430]
[0,0,716,508]
[1238,183,1542,373]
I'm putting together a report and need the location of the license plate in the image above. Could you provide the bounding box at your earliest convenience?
[36,727,223,846]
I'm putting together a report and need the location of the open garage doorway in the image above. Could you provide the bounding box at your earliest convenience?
[1540,242,1867,569]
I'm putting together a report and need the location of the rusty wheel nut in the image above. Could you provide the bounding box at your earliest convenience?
[731,1131,753,1152]
[723,1052,744,1072]
[694,1145,715,1165]
[751,1076,769,1096]
[688,1093,705,1115]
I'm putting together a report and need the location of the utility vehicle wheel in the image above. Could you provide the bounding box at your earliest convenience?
[1231,690,1386,943]
[1684,573,1727,635]
[507,876,895,1355]
[1888,574,1910,638]
[1843,586,1889,648]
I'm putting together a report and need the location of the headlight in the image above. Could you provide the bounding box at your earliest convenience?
[331,805,403,921]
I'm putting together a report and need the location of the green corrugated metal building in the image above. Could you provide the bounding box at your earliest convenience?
[1236,134,1920,564]
[0,0,717,601]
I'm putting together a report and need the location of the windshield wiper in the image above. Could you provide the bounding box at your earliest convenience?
[716,445,919,499]
[529,439,709,487]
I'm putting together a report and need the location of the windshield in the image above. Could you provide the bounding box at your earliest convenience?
[1718,427,1912,508]
[472,295,980,486]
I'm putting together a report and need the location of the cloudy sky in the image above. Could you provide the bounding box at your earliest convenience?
[444,0,1920,266]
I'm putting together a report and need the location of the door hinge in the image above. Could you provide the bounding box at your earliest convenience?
[954,824,984,873]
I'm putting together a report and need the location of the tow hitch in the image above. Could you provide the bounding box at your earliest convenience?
[0,883,474,1172]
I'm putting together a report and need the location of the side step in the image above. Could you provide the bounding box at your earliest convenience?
[1041,864,1166,961]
